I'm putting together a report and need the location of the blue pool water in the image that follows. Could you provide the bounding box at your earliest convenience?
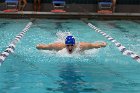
[0,19,140,93]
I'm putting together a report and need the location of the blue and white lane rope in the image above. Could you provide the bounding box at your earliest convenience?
[87,22,140,63]
[0,21,33,66]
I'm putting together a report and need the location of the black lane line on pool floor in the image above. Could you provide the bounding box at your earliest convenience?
[82,20,140,63]
[0,19,35,66]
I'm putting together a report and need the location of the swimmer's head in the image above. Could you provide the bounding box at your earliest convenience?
[65,36,75,54]
[65,36,75,45]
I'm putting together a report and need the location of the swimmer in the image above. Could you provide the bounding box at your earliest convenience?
[36,36,107,54]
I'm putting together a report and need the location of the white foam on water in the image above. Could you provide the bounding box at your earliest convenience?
[40,50,57,55]
[57,48,82,57]
[41,47,100,58]
[137,59,140,63]
[55,31,72,43]
[84,49,100,57]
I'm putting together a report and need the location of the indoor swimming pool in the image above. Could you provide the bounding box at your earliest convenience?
[0,19,140,93]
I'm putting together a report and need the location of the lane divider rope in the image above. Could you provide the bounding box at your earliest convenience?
[0,21,33,66]
[86,22,140,63]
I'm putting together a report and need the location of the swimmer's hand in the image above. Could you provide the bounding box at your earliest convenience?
[36,44,40,49]
[100,42,107,47]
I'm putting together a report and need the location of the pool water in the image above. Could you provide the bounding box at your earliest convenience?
[0,19,140,93]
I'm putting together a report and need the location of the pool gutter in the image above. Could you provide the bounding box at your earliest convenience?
[0,11,140,19]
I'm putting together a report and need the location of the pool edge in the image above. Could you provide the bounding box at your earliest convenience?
[0,12,140,19]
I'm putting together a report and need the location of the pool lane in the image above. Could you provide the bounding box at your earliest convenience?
[0,19,30,52]
[86,21,140,63]
[90,20,140,55]
[0,21,33,65]
[0,19,140,93]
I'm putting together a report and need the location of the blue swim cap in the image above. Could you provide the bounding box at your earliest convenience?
[65,36,75,45]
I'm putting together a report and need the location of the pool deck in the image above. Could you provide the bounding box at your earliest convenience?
[0,11,140,19]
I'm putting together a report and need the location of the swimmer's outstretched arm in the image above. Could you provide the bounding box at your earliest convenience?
[36,43,65,50]
[91,42,107,48]
[79,42,107,50]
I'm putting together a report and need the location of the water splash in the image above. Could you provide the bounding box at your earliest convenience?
[55,31,71,43]
[57,48,81,57]
[41,48,99,58]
